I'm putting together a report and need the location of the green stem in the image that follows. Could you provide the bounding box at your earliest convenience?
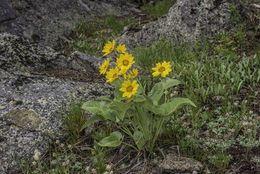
[122,142,139,152]
[135,105,149,141]
[149,116,165,153]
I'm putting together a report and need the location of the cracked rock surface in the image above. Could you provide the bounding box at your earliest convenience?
[0,33,113,174]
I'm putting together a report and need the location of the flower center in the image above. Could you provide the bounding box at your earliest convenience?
[159,67,165,72]
[113,73,117,78]
[126,86,133,92]
[123,60,129,66]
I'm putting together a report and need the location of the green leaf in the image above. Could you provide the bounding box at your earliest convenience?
[149,79,181,105]
[136,82,145,94]
[80,115,103,131]
[97,96,112,101]
[162,78,181,89]
[132,94,146,103]
[133,130,145,150]
[81,101,116,121]
[114,87,124,102]
[109,101,131,120]
[146,98,196,116]
[110,79,122,88]
[98,131,123,147]
[82,101,107,115]
[149,82,162,105]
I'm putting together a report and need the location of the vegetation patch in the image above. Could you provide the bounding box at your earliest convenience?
[132,33,260,173]
[63,101,87,144]
[141,0,177,18]
[64,15,136,56]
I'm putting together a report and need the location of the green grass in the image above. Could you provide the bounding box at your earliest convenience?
[141,0,177,18]
[64,15,136,56]
[63,101,86,144]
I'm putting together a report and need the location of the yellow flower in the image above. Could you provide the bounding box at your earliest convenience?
[116,53,135,75]
[116,44,127,54]
[123,68,138,79]
[102,40,115,56]
[120,80,139,98]
[152,61,172,77]
[99,58,110,75]
[106,67,119,83]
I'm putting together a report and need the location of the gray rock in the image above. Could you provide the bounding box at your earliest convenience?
[0,33,113,174]
[117,0,248,52]
[71,50,143,73]
[80,0,142,16]
[0,0,141,48]
[0,33,95,74]
[71,51,105,71]
[160,154,203,174]
[0,0,15,23]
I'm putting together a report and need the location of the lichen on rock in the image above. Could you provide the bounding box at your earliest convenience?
[3,109,41,130]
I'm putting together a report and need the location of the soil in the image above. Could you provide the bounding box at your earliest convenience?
[31,68,105,83]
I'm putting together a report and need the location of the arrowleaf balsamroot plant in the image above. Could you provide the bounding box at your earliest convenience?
[81,40,195,153]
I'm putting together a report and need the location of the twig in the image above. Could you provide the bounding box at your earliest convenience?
[125,161,143,174]
[78,0,91,12]
[251,3,260,9]
[114,153,129,167]
[158,148,165,159]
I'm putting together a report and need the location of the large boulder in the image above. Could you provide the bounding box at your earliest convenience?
[117,0,248,51]
[0,33,113,173]
[0,0,141,48]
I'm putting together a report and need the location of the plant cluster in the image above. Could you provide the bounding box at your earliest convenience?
[80,40,195,153]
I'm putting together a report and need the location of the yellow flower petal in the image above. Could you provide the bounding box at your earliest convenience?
[116,44,127,54]
[99,58,110,75]
[123,68,138,79]
[102,40,115,56]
